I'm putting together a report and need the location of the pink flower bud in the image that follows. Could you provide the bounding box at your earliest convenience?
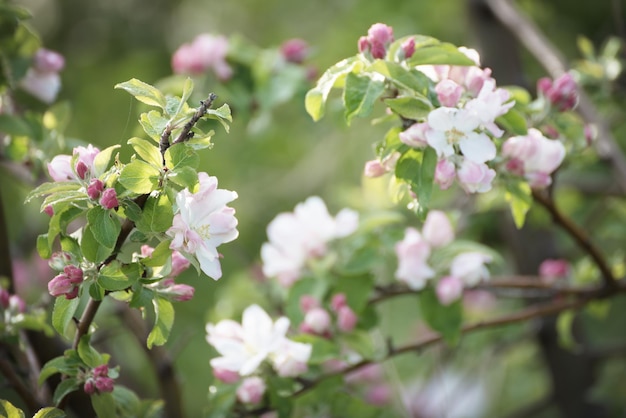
[435,79,463,107]
[399,123,429,148]
[47,155,74,182]
[436,276,464,306]
[75,161,89,180]
[536,77,553,96]
[43,205,54,217]
[363,160,387,178]
[213,367,240,384]
[337,306,357,332]
[422,210,454,248]
[161,283,195,302]
[100,188,119,209]
[505,158,525,176]
[95,377,115,393]
[401,37,415,59]
[365,384,392,406]
[299,295,320,312]
[0,289,9,309]
[549,73,578,111]
[280,38,309,64]
[9,295,26,313]
[330,293,347,312]
[303,307,331,334]
[236,377,266,404]
[367,23,394,47]
[457,160,495,194]
[48,274,76,298]
[358,36,370,54]
[542,125,560,139]
[434,158,456,190]
[170,251,191,277]
[64,265,83,283]
[33,49,65,73]
[539,259,570,284]
[84,380,96,395]
[93,365,109,377]
[87,179,104,200]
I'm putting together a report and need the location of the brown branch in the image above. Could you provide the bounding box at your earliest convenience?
[0,184,14,293]
[483,0,626,193]
[0,344,43,414]
[532,189,617,288]
[171,94,217,146]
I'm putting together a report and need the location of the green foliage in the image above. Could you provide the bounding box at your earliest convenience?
[0,399,25,418]
[147,296,175,348]
[418,286,463,345]
[504,179,533,229]
[51,297,79,336]
[342,72,385,124]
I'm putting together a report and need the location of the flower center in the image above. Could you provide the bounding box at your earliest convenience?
[445,128,465,145]
[195,223,211,240]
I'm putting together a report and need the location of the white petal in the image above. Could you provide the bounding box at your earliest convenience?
[459,133,496,163]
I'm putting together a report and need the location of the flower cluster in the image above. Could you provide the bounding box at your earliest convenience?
[206,304,312,379]
[260,196,359,286]
[394,210,492,305]
[82,364,115,395]
[298,292,358,336]
[171,34,232,81]
[20,48,65,103]
[167,172,239,280]
[537,73,578,111]
[48,264,84,300]
[140,246,194,302]
[358,23,395,59]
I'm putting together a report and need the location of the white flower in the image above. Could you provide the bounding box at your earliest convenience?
[425,107,496,164]
[394,228,434,290]
[261,196,358,286]
[465,79,514,138]
[450,252,492,286]
[422,210,454,248]
[167,172,238,280]
[206,305,311,377]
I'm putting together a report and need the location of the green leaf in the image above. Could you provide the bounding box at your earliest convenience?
[0,400,25,418]
[81,224,113,263]
[136,193,173,234]
[292,334,341,364]
[330,392,382,418]
[25,182,81,204]
[77,335,102,367]
[206,385,237,418]
[556,310,577,350]
[147,297,174,348]
[118,160,161,194]
[206,104,232,133]
[333,275,374,313]
[417,146,437,212]
[141,240,172,267]
[505,180,532,229]
[167,166,198,189]
[112,386,141,417]
[115,78,166,109]
[92,145,121,178]
[384,96,432,120]
[52,377,80,405]
[0,114,32,136]
[339,330,376,358]
[164,143,199,171]
[496,108,527,136]
[285,277,328,326]
[98,260,134,291]
[37,234,52,259]
[128,137,163,168]
[418,286,462,345]
[343,72,385,125]
[91,393,117,418]
[407,43,476,66]
[33,407,66,418]
[369,60,432,94]
[140,110,169,142]
[305,56,361,121]
[51,296,79,336]
[86,206,121,250]
[39,355,78,386]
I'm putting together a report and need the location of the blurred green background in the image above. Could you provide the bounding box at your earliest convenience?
[6,0,626,416]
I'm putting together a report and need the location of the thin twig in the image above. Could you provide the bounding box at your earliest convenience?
[483,0,626,192]
[532,189,617,288]
[172,94,217,146]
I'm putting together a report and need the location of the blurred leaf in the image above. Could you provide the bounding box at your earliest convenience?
[343,72,385,125]
[384,95,432,120]
[418,286,462,345]
[286,277,329,325]
[369,60,432,94]
[577,36,595,59]
[0,400,25,418]
[292,334,341,364]
[331,392,383,418]
[407,43,475,66]
[43,101,72,132]
[86,206,121,250]
[147,297,174,348]
[339,330,376,358]
[556,310,577,350]
[497,108,527,136]
[334,274,374,312]
[136,193,173,234]
[91,393,116,418]
[77,335,102,368]
[33,407,66,418]
[0,114,32,136]
[206,384,237,418]
[25,182,81,203]
[112,386,141,417]
[52,296,79,337]
[142,240,172,267]
[128,137,162,168]
[39,354,81,386]
[505,180,532,229]
[206,104,232,133]
[119,160,161,194]
[52,377,79,405]
[306,56,360,121]
[115,78,166,109]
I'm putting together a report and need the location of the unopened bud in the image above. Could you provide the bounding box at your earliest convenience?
[87,179,104,200]
[100,188,119,209]
[336,306,357,332]
[75,161,89,180]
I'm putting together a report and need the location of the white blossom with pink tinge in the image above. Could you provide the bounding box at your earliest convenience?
[422,210,454,248]
[465,79,514,137]
[456,159,496,194]
[394,227,434,290]
[47,144,101,182]
[261,196,358,286]
[172,34,232,80]
[450,252,492,286]
[206,304,311,377]
[167,172,238,280]
[502,128,566,189]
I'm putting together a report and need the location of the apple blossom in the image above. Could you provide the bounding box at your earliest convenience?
[399,122,429,148]
[301,307,332,335]
[456,159,496,194]
[436,276,464,305]
[394,228,434,290]
[87,179,104,200]
[538,73,578,111]
[167,172,239,280]
[434,158,456,190]
[363,159,387,178]
[422,210,454,248]
[172,34,233,80]
[450,252,492,286]
[236,377,266,404]
[280,38,309,64]
[213,368,240,384]
[336,305,358,332]
[261,196,358,286]
[539,259,570,284]
[47,144,101,182]
[435,79,463,107]
[465,79,514,137]
[502,128,566,188]
[100,188,119,209]
[206,304,311,377]
[20,49,65,103]
[425,107,496,164]
[359,23,394,59]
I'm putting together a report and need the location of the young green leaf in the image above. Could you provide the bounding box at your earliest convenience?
[33,407,66,418]
[77,335,102,368]
[147,297,175,348]
[51,296,80,336]
[0,400,25,418]
[505,179,532,229]
[384,95,432,120]
[136,193,174,234]
[86,207,121,250]
[407,43,476,66]
[118,160,161,194]
[91,393,117,418]
[115,79,166,109]
[343,72,385,125]
[128,137,163,168]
